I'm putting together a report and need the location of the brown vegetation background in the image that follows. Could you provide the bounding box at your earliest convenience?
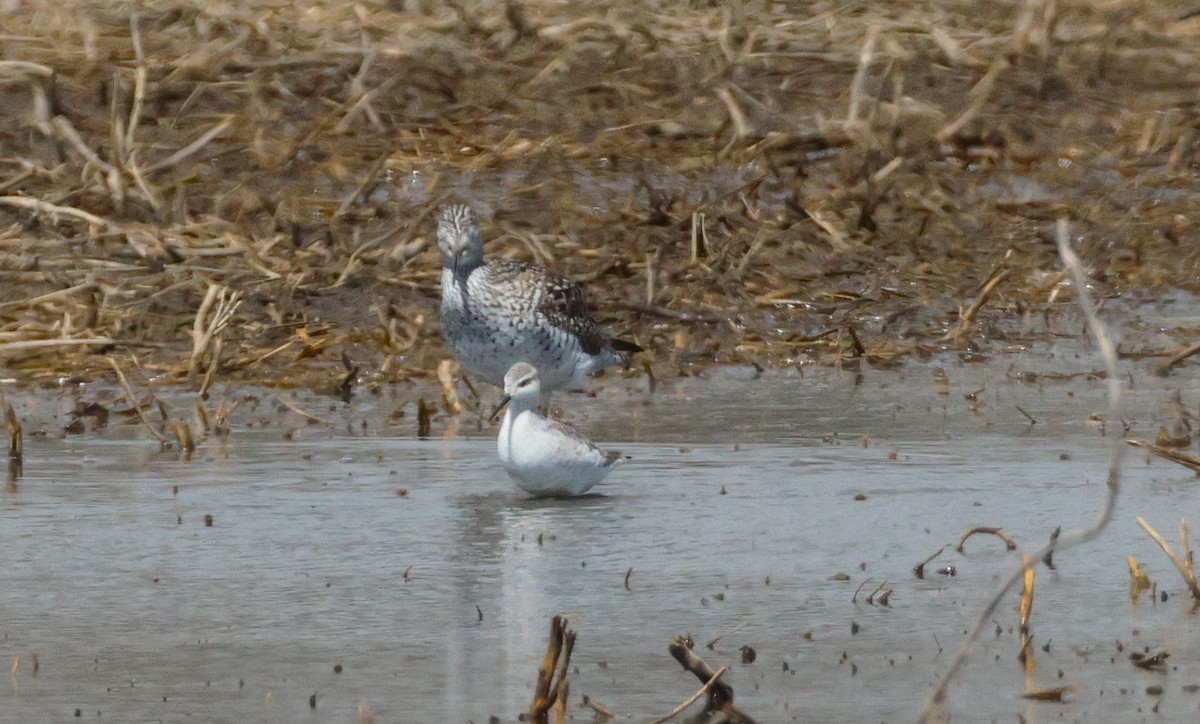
[1,0,1197,387]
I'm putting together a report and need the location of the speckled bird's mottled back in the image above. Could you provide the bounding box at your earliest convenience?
[438,205,639,392]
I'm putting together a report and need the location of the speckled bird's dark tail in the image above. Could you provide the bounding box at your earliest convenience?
[610,337,642,367]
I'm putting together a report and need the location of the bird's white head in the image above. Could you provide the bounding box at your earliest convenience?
[502,362,542,405]
[489,362,542,421]
[437,204,484,278]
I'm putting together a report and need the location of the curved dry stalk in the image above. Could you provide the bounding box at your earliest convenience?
[0,60,54,78]
[956,526,1018,553]
[52,115,119,177]
[918,217,1124,721]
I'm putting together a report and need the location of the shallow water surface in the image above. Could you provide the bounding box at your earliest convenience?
[3,356,1200,722]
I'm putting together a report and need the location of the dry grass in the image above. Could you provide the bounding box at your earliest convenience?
[0,0,1197,386]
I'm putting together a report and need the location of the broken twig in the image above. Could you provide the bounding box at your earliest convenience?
[1127,439,1200,475]
[666,636,755,723]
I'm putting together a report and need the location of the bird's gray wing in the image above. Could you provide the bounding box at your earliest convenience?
[546,418,618,462]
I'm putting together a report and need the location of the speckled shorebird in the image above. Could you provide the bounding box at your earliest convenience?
[437,204,640,393]
[492,363,624,497]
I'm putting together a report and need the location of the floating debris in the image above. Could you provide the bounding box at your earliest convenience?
[1130,650,1170,671]
[1042,526,1061,570]
[1021,685,1079,702]
[956,526,1019,553]
[1127,556,1154,602]
[913,547,945,579]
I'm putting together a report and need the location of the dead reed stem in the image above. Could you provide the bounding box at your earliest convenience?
[715,87,752,139]
[416,397,432,438]
[0,338,117,354]
[0,282,99,312]
[0,195,121,233]
[919,218,1124,721]
[170,420,195,455]
[106,357,169,445]
[4,406,21,462]
[188,283,242,382]
[582,695,615,718]
[275,397,325,426]
[846,24,882,127]
[143,118,235,175]
[529,615,575,724]
[1159,340,1200,371]
[1126,440,1200,474]
[1,392,22,482]
[1136,516,1200,600]
[690,211,708,263]
[936,56,1010,143]
[941,265,1011,342]
[1017,552,1058,705]
[437,359,463,414]
[1018,552,1035,640]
